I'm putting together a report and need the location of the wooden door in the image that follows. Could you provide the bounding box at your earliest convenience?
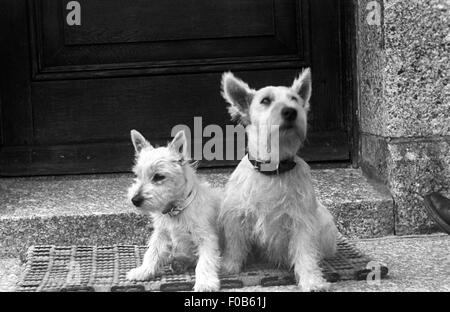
[0,0,350,176]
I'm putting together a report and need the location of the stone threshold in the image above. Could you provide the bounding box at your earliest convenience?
[0,168,394,258]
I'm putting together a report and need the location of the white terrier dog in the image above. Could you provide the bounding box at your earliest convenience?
[126,130,221,292]
[219,68,338,292]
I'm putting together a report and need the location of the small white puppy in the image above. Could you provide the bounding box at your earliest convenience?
[126,130,221,292]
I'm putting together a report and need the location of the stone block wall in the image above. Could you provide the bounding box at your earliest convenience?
[357,0,450,234]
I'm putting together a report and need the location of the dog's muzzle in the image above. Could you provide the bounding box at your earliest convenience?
[131,194,144,207]
[281,107,298,122]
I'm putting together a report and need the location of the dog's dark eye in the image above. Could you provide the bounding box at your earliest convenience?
[261,97,271,105]
[290,95,298,102]
[152,173,166,183]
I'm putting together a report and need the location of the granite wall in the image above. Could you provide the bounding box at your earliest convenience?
[357,0,450,234]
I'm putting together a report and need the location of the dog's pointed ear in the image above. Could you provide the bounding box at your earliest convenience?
[221,72,254,126]
[131,130,152,154]
[169,130,189,160]
[291,68,312,105]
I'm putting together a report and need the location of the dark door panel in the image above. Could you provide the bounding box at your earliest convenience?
[31,69,338,145]
[63,0,275,44]
[0,0,350,176]
[32,0,306,80]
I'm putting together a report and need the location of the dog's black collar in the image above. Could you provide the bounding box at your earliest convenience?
[248,154,297,176]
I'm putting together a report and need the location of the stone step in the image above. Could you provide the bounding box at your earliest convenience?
[0,168,394,258]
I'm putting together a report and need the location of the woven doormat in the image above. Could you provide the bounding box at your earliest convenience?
[17,237,388,292]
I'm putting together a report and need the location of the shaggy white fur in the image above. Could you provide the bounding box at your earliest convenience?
[126,130,221,292]
[219,69,338,292]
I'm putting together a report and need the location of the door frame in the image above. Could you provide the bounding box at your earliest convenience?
[341,0,359,168]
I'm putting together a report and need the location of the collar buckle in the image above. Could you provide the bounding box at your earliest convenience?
[164,188,196,217]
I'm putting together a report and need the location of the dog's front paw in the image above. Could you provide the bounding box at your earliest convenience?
[126,266,155,281]
[298,275,330,292]
[194,277,220,292]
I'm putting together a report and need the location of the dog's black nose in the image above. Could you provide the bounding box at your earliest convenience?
[132,194,144,207]
[281,107,298,121]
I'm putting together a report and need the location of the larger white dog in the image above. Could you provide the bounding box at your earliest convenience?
[219,68,338,292]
